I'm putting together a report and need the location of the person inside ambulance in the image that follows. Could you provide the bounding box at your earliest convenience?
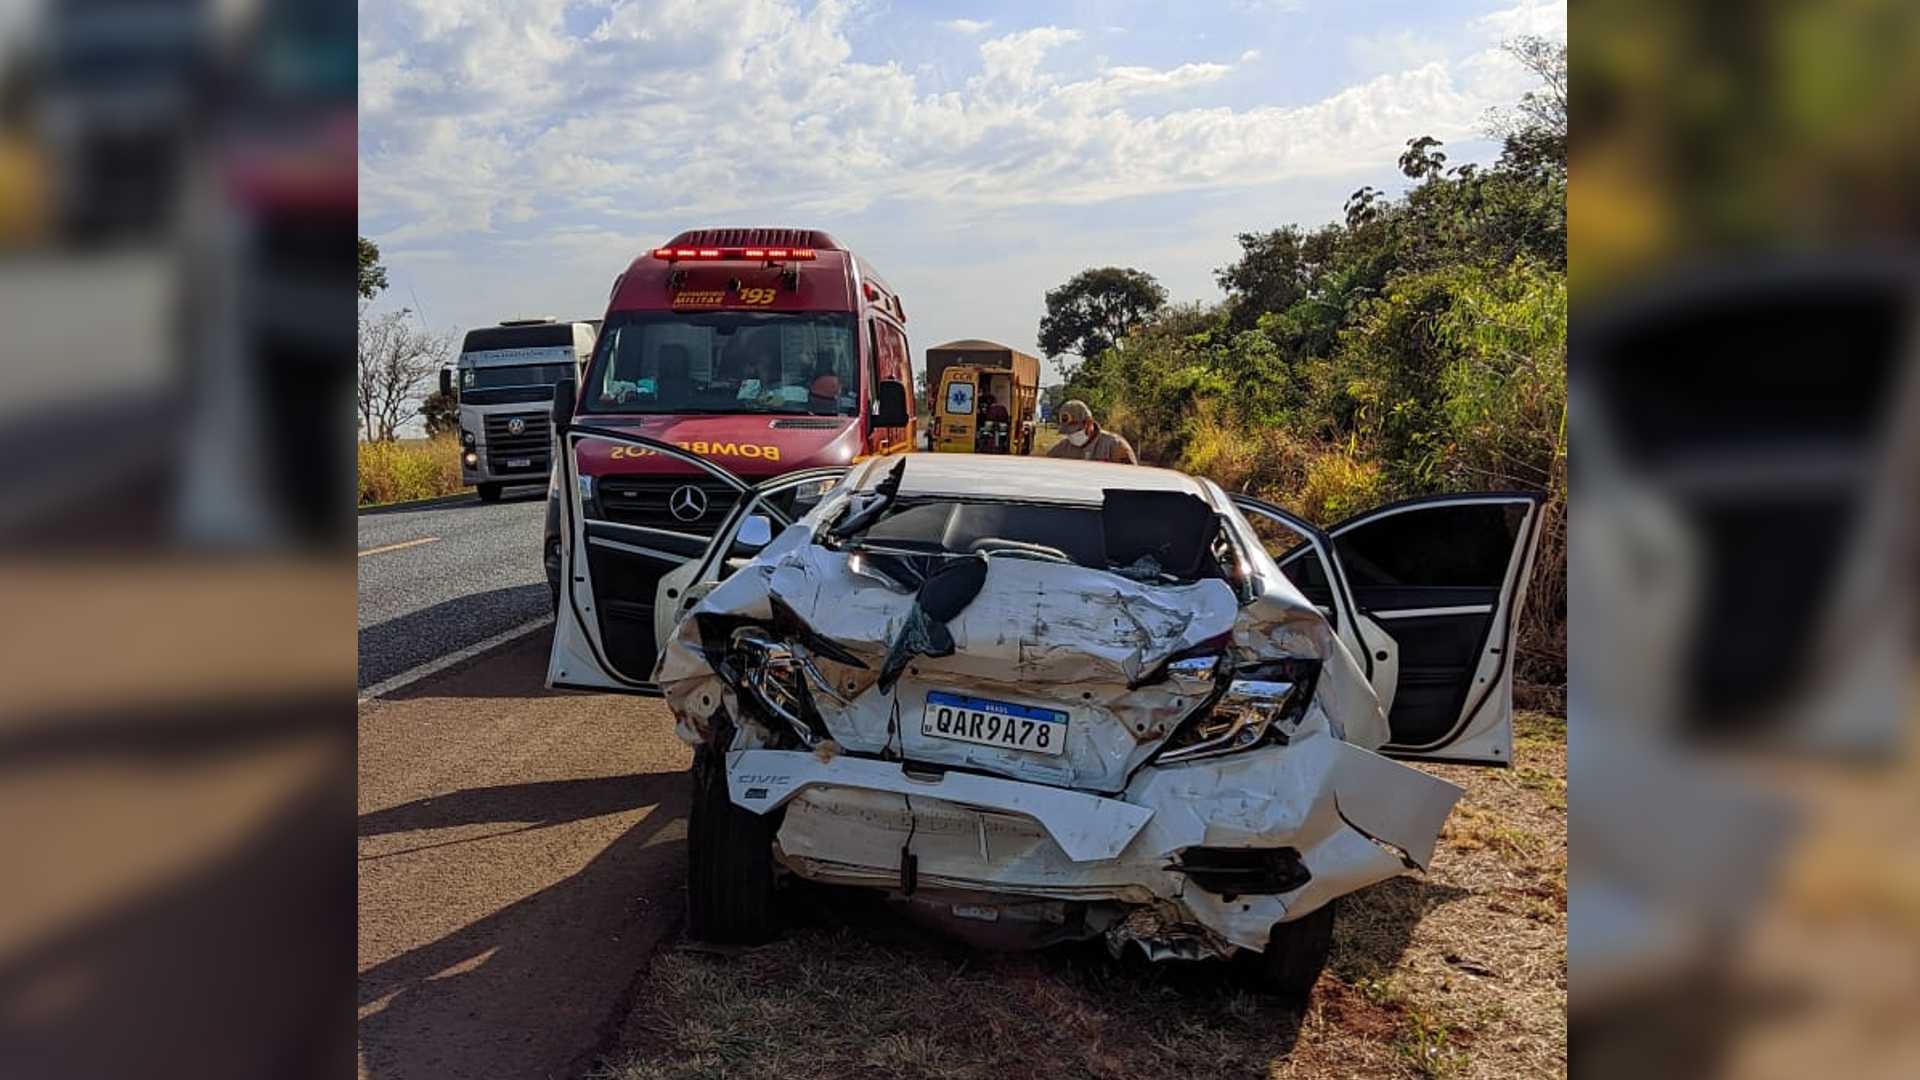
[728,337,782,406]
[1045,399,1138,464]
[981,392,1011,425]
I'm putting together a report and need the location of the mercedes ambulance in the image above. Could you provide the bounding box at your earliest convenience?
[542,228,916,677]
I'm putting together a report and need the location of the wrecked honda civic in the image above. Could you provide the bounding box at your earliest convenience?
[548,422,1544,995]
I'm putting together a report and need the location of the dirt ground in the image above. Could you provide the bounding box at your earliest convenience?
[356,634,694,1080]
[592,712,1568,1080]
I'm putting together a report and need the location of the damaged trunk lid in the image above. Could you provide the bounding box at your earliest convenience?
[769,548,1244,792]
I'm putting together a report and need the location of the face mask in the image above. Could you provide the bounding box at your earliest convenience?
[1067,428,1091,447]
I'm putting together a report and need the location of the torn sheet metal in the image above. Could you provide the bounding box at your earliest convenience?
[651,495,1442,956]
[746,710,1460,952]
[725,747,1154,862]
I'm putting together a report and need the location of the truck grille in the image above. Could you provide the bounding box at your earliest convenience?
[594,476,739,533]
[483,412,551,474]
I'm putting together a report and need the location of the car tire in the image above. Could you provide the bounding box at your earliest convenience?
[1256,898,1338,999]
[477,483,503,503]
[686,742,779,944]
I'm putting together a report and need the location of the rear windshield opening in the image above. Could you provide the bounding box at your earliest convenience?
[839,496,1238,585]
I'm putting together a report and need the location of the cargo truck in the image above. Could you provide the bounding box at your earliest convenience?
[924,339,1039,455]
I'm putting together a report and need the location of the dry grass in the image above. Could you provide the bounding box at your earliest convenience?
[358,434,468,506]
[592,711,1567,1080]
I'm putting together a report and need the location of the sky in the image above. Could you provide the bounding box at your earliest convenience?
[359,0,1566,384]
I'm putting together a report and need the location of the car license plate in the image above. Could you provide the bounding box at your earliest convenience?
[921,690,1068,756]
[507,457,531,469]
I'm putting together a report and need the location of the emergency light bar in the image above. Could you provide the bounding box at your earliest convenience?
[651,246,817,262]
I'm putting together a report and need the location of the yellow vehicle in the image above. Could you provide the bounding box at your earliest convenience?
[925,339,1040,454]
[0,132,49,247]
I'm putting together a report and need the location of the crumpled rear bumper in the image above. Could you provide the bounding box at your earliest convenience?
[725,729,1462,954]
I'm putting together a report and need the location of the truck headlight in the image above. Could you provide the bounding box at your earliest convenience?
[1157,658,1319,764]
[462,430,476,449]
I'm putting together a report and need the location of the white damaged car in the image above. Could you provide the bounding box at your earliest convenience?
[548,423,1544,995]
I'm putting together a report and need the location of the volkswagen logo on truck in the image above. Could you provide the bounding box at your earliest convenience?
[507,417,526,436]
[668,485,708,522]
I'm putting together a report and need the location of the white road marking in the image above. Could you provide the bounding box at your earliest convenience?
[359,614,554,704]
[359,536,441,558]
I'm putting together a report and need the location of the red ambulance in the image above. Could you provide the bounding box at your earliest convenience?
[543,228,916,679]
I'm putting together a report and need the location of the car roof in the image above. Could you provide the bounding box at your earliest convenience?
[848,453,1216,506]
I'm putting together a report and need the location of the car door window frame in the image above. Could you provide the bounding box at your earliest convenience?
[1229,495,1371,680]
[558,424,757,690]
[1325,492,1544,754]
[674,466,852,603]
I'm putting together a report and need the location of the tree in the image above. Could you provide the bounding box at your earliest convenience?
[358,306,450,441]
[1213,225,1352,332]
[1486,36,1567,173]
[1037,267,1166,367]
[418,387,460,436]
[1398,136,1448,181]
[359,236,389,300]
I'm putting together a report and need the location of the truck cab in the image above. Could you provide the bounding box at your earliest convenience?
[542,228,915,677]
[447,318,598,502]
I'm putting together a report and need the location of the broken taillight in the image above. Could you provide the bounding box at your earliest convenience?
[1156,658,1320,765]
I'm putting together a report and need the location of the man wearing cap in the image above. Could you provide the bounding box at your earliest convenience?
[1046,399,1138,464]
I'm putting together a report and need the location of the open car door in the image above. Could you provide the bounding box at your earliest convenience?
[548,420,848,693]
[548,425,751,694]
[1232,497,1402,713]
[1235,492,1546,765]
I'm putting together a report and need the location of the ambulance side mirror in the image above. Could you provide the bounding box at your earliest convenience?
[875,379,910,427]
[552,378,577,435]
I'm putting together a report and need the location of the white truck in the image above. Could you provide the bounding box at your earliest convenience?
[443,318,598,502]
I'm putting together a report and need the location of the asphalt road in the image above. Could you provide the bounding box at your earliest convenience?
[357,484,693,1079]
[357,489,551,689]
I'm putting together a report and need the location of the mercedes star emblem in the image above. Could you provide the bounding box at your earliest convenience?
[668,484,708,522]
[506,417,526,436]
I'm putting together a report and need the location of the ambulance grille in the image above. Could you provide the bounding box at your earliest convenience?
[593,476,739,533]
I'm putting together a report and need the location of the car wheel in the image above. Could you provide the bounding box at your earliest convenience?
[686,742,779,944]
[477,483,503,503]
[1256,898,1338,999]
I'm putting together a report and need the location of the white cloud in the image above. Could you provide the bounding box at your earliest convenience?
[361,0,1541,255]
[1346,29,1448,75]
[940,18,992,34]
[1477,0,1568,42]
